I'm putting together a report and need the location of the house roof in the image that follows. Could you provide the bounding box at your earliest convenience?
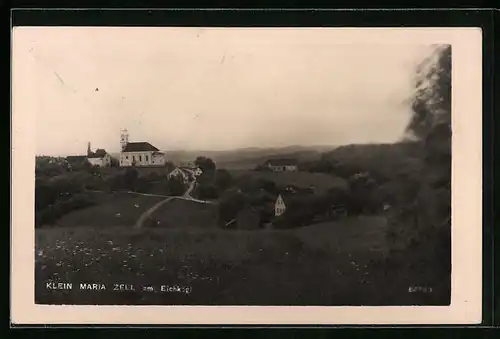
[122,142,160,152]
[265,158,298,166]
[88,149,107,159]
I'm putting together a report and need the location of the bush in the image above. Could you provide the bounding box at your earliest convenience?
[35,173,93,211]
[167,177,187,196]
[196,184,218,200]
[125,168,139,190]
[218,190,247,224]
[272,197,317,229]
[215,169,233,193]
[257,178,278,194]
[134,178,155,194]
[36,193,96,227]
[145,172,161,182]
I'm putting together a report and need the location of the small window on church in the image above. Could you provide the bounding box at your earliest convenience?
[126,156,128,160]
[139,155,142,162]
[146,155,149,162]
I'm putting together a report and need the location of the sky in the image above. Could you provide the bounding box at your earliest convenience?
[14,27,435,156]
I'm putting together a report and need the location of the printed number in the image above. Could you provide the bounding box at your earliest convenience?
[408,286,433,293]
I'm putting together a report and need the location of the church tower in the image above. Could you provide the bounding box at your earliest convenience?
[87,142,92,156]
[120,129,129,151]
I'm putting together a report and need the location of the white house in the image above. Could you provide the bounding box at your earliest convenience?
[87,146,111,168]
[274,194,287,217]
[264,158,298,172]
[167,167,190,183]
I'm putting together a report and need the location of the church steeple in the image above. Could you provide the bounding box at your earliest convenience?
[87,142,92,156]
[120,129,129,151]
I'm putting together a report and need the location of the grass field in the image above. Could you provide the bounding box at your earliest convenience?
[34,214,449,306]
[52,192,165,228]
[146,199,220,229]
[228,170,348,194]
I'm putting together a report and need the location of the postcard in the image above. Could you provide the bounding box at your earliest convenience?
[11,26,482,325]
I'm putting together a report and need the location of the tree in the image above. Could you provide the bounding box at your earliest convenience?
[257,178,277,194]
[124,168,139,191]
[407,45,451,140]
[167,176,186,196]
[397,44,452,283]
[195,156,216,172]
[218,190,247,224]
[110,157,120,168]
[164,161,175,172]
[215,169,233,192]
[406,44,451,215]
[196,183,218,200]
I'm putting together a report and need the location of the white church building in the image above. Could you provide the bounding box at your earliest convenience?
[119,129,166,167]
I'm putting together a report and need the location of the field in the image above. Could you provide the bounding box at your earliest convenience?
[147,199,219,229]
[35,203,449,305]
[228,170,348,194]
[51,192,166,228]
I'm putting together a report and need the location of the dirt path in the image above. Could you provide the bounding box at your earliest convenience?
[133,197,174,229]
[133,180,216,229]
[183,180,195,198]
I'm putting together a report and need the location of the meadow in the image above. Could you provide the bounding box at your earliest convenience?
[35,212,448,306]
[52,191,166,228]
[228,170,349,194]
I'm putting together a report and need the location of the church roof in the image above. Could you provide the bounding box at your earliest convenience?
[122,142,159,152]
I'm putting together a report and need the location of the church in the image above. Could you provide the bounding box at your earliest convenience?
[119,129,166,167]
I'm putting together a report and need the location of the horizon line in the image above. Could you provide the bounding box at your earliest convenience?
[35,140,415,158]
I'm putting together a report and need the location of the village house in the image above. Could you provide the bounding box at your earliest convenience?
[167,167,191,183]
[87,143,111,168]
[264,158,298,172]
[273,187,314,217]
[119,129,166,167]
[167,166,203,183]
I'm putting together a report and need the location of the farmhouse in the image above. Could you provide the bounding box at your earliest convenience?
[264,158,298,172]
[87,145,111,168]
[119,129,165,167]
[167,167,191,183]
[167,166,203,183]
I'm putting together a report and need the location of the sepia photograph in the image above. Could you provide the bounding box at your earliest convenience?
[11,26,482,324]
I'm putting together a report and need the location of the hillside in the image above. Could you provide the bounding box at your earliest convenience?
[162,145,335,169]
[229,170,348,194]
[321,142,424,176]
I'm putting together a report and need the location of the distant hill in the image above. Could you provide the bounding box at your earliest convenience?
[162,145,337,170]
